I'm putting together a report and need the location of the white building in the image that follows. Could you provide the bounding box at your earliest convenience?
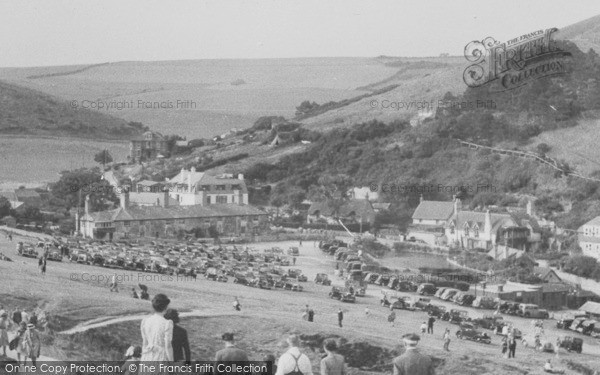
[578,216,600,260]
[167,168,249,206]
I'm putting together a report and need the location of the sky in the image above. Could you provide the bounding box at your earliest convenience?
[0,0,599,67]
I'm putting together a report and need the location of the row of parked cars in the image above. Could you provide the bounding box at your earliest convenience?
[556,313,600,338]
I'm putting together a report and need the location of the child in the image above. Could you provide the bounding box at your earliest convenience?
[420,321,427,334]
[121,346,142,375]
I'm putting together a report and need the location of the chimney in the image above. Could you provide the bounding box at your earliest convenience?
[120,188,129,210]
[75,212,80,233]
[162,189,169,208]
[497,285,503,292]
[238,173,244,180]
[191,166,196,173]
[454,197,461,214]
[84,195,90,216]
[484,210,492,238]
[526,200,533,216]
[187,171,192,193]
[419,194,423,203]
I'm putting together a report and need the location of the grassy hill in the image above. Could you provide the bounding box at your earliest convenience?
[0,80,146,139]
[556,14,600,53]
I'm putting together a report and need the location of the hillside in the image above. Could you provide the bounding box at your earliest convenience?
[0,80,146,139]
[556,14,600,53]
[0,58,400,139]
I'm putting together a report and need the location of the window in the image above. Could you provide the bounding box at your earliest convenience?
[464,224,469,237]
[473,226,479,238]
[450,225,455,234]
[216,185,226,191]
[206,196,211,205]
[124,221,130,227]
[231,185,241,190]
[216,196,227,204]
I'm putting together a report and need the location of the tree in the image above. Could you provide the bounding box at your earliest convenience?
[308,174,353,222]
[536,143,551,155]
[50,168,118,211]
[94,150,113,167]
[0,197,11,218]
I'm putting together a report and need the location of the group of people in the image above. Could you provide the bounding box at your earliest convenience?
[0,308,42,365]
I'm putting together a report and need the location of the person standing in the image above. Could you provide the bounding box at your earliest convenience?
[215,332,248,362]
[427,316,435,334]
[293,257,297,266]
[508,336,517,358]
[165,309,190,363]
[420,322,427,334]
[442,328,451,351]
[140,294,173,362]
[23,323,41,366]
[364,307,370,317]
[275,335,313,375]
[0,310,9,357]
[110,273,119,292]
[388,311,396,327]
[308,309,315,322]
[501,337,508,357]
[337,308,344,328]
[121,346,142,375]
[233,297,241,311]
[320,339,346,375]
[15,321,29,364]
[392,333,435,375]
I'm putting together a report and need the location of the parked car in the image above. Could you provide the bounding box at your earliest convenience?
[434,288,448,299]
[287,247,299,256]
[578,320,596,335]
[340,292,356,303]
[556,318,574,330]
[456,323,492,344]
[569,318,586,332]
[517,304,549,319]
[440,288,460,301]
[314,273,332,286]
[494,323,523,339]
[233,275,250,285]
[390,298,415,311]
[448,309,470,325]
[417,283,437,296]
[472,296,496,309]
[456,294,476,307]
[472,315,504,330]
[396,280,418,292]
[329,287,343,300]
[558,336,583,353]
[426,305,447,319]
[411,296,432,310]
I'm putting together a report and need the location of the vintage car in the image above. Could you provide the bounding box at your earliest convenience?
[558,336,583,353]
[390,297,415,311]
[233,275,250,285]
[448,309,470,325]
[314,273,332,286]
[494,323,523,339]
[329,287,343,300]
[556,318,574,330]
[426,305,447,319]
[340,292,356,303]
[288,269,308,282]
[455,294,476,307]
[47,251,63,262]
[456,323,492,344]
[417,283,437,296]
[284,281,303,292]
[472,315,504,330]
[396,280,418,292]
[411,297,432,310]
[287,247,299,256]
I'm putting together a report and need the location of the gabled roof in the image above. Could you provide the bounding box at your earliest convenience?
[533,267,561,281]
[412,201,454,221]
[579,301,600,315]
[453,211,516,232]
[582,216,600,227]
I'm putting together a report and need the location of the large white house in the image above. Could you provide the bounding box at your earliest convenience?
[578,216,600,260]
[167,168,249,206]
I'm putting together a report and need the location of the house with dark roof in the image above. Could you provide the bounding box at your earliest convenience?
[307,199,376,226]
[578,216,600,260]
[408,195,458,245]
[79,189,267,240]
[129,131,168,163]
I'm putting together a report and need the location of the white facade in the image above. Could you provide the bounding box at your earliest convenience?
[579,217,600,260]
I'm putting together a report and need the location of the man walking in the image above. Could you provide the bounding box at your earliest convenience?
[392,333,435,375]
[275,335,313,375]
[443,328,451,351]
[307,309,314,322]
[427,316,435,334]
[109,273,119,292]
[337,308,343,328]
[508,336,517,358]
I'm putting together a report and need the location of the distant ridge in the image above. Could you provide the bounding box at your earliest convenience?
[26,62,110,79]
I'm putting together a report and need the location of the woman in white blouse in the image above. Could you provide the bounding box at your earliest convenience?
[140,294,174,362]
